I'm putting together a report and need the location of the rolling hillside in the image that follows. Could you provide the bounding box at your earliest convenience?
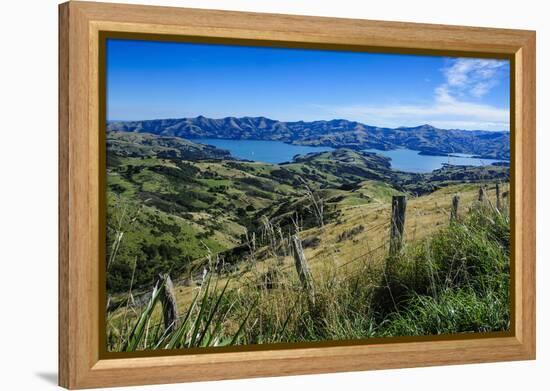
[106,131,509,294]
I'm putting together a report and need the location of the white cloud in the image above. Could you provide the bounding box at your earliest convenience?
[313,58,509,131]
[443,58,508,99]
[314,100,508,131]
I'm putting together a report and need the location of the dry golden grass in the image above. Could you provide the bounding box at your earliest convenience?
[107,181,508,333]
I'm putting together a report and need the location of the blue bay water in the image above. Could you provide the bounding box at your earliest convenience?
[363,148,505,173]
[192,138,505,172]
[192,138,334,164]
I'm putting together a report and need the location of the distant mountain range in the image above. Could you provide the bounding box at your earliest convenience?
[107,116,510,160]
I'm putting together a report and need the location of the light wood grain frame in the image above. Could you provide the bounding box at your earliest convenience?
[59,1,536,389]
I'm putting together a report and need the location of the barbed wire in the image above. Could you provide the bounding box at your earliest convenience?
[335,241,389,270]
[364,221,390,232]
[108,184,511,344]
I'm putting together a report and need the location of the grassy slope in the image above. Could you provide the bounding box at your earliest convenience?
[106,131,510,348]
[107,182,509,334]
[106,132,508,292]
[107,156,298,291]
[107,192,510,350]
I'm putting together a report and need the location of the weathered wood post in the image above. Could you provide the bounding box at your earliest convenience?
[502,190,509,211]
[450,194,460,222]
[157,273,178,332]
[478,186,485,202]
[495,183,501,210]
[389,195,407,257]
[291,234,315,305]
[263,268,277,290]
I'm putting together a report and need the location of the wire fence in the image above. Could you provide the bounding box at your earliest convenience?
[110,182,509,317]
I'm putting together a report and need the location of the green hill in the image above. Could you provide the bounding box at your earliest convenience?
[106,132,509,294]
[107,116,511,159]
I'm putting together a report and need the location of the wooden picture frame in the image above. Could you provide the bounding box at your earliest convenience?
[59,1,536,388]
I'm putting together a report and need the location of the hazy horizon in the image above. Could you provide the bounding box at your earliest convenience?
[106,115,510,133]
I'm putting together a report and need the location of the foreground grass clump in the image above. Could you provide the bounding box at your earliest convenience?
[107,202,510,351]
[108,274,254,352]
[227,202,510,343]
[380,287,509,336]
[373,203,509,337]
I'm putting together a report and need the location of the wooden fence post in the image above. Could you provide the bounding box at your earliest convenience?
[450,194,460,222]
[389,195,407,257]
[157,273,178,332]
[478,186,485,202]
[496,183,501,210]
[291,234,315,304]
[502,190,509,205]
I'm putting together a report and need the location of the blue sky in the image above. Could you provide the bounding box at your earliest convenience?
[106,39,510,131]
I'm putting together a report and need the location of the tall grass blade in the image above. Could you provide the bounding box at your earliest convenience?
[164,290,201,349]
[122,282,163,351]
[196,279,231,346]
[230,297,258,345]
[188,275,212,347]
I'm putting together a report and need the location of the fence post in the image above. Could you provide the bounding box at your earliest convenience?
[157,273,179,333]
[389,195,407,257]
[495,183,501,210]
[291,234,315,304]
[478,186,485,202]
[450,194,460,222]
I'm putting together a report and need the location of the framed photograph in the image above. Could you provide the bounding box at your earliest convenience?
[59,1,536,389]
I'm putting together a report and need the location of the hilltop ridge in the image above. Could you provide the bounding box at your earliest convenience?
[107,116,510,160]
